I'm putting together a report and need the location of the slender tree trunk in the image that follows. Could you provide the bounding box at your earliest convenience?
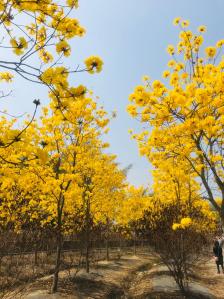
[134,230,136,255]
[106,238,109,261]
[52,231,62,293]
[51,157,65,293]
[34,231,39,265]
[106,218,110,261]
[180,232,188,291]
[86,239,90,273]
[34,245,38,266]
[85,198,90,273]
[118,235,122,259]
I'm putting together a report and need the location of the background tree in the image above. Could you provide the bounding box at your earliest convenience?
[77,150,126,271]
[137,163,216,294]
[116,185,151,254]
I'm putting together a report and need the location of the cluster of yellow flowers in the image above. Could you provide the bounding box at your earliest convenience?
[10,37,28,55]
[84,56,104,73]
[116,186,151,226]
[172,217,192,231]
[40,67,68,87]
[5,0,84,62]
[0,72,14,82]
[56,40,71,57]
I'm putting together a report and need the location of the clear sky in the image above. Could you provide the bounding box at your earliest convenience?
[2,0,224,187]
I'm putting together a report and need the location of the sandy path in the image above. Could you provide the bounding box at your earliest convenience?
[6,255,154,299]
[3,254,222,299]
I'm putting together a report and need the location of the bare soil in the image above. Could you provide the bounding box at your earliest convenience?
[2,254,224,299]
[3,255,156,299]
[191,257,224,299]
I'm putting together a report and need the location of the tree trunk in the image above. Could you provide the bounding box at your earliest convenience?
[133,229,137,255]
[106,218,110,261]
[51,232,62,293]
[85,198,90,273]
[118,237,122,259]
[106,238,109,261]
[86,238,90,273]
[34,246,38,266]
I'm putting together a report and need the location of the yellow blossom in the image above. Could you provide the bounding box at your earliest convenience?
[173,17,181,26]
[10,37,28,55]
[84,56,103,74]
[167,60,176,68]
[216,39,224,48]
[197,25,206,33]
[166,45,175,55]
[205,47,216,58]
[181,20,189,28]
[180,217,192,228]
[172,223,181,230]
[56,40,71,57]
[142,75,150,82]
[163,70,170,78]
[0,72,14,82]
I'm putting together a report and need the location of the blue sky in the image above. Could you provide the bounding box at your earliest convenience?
[2,0,224,187]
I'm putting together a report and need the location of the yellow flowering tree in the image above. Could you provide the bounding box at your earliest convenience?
[116,185,151,254]
[127,18,224,224]
[76,152,126,271]
[0,88,126,292]
[141,162,216,293]
[0,92,109,287]
[24,93,110,291]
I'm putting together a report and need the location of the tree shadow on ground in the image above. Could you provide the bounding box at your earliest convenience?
[143,291,213,299]
[105,290,213,299]
[64,276,124,298]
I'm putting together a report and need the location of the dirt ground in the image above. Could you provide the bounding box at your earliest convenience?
[192,258,224,299]
[2,254,224,299]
